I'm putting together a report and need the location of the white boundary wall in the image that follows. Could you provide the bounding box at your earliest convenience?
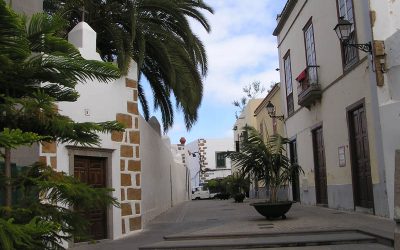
[140,116,190,227]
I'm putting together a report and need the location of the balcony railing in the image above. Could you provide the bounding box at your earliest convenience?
[296,65,322,108]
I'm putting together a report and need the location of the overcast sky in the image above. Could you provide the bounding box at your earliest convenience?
[145,0,287,144]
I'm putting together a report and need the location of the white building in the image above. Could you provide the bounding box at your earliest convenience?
[12,21,190,247]
[274,0,400,218]
[186,138,233,188]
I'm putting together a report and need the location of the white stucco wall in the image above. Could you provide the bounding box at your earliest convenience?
[186,138,233,188]
[140,116,190,227]
[275,0,390,216]
[55,22,139,239]
[370,0,400,218]
[202,138,233,181]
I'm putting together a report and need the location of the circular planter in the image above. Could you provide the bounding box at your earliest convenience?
[250,201,293,219]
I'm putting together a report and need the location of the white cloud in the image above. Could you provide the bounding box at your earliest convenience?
[190,0,285,105]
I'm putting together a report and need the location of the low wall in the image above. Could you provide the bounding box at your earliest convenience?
[139,116,190,227]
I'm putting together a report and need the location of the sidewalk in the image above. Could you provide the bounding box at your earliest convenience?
[73,199,395,249]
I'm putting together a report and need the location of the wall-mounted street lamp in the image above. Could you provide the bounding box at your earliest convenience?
[333,17,372,54]
[266,101,284,121]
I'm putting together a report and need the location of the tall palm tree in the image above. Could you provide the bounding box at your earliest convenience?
[44,0,214,130]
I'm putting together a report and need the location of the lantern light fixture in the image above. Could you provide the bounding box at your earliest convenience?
[333,17,372,54]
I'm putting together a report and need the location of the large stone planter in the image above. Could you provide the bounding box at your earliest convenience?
[250,201,293,219]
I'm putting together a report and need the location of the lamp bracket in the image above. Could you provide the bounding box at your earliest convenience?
[269,114,285,121]
[344,41,372,54]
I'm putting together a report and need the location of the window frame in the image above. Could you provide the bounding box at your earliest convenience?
[283,51,294,116]
[215,152,226,168]
[302,18,318,85]
[336,0,359,70]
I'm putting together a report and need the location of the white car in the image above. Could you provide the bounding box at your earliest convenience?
[192,189,213,200]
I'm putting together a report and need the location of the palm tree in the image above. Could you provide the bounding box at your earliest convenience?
[0,2,122,206]
[44,0,214,131]
[0,3,122,248]
[227,127,303,203]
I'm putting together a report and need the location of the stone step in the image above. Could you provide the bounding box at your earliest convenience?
[163,229,358,241]
[139,231,378,249]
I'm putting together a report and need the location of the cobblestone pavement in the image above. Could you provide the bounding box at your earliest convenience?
[73,199,394,249]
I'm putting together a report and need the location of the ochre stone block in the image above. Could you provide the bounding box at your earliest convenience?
[122,219,126,234]
[50,157,57,169]
[120,145,133,158]
[135,203,140,214]
[111,131,124,142]
[121,203,132,216]
[121,189,125,201]
[128,160,141,171]
[127,188,141,200]
[133,90,138,102]
[129,216,141,231]
[127,102,139,115]
[41,142,56,153]
[135,146,140,158]
[129,131,140,144]
[121,173,132,186]
[116,113,132,128]
[136,174,141,186]
[134,117,139,129]
[126,79,138,88]
[38,156,47,165]
[120,159,125,171]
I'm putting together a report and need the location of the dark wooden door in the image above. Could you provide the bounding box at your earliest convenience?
[289,140,300,202]
[74,156,107,241]
[312,127,328,205]
[348,105,374,208]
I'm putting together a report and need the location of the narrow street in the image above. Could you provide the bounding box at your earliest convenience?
[74,199,394,250]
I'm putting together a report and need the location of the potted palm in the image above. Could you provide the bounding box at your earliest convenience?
[226,172,249,203]
[227,127,302,219]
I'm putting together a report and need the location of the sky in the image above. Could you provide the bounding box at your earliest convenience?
[142,0,287,145]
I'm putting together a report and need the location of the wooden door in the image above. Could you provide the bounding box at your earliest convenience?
[74,156,107,241]
[289,140,300,202]
[312,127,328,205]
[348,105,374,208]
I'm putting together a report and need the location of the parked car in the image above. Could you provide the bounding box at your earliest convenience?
[192,188,214,200]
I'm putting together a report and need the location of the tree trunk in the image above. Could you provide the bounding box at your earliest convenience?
[4,148,12,207]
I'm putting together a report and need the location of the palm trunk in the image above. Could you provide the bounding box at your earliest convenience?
[4,148,12,207]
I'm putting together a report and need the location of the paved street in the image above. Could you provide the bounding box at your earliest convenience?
[73,199,395,249]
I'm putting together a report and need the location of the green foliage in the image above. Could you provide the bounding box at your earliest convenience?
[0,164,118,249]
[0,1,123,143]
[225,172,250,196]
[0,2,121,248]
[0,129,49,150]
[44,0,214,131]
[227,127,303,203]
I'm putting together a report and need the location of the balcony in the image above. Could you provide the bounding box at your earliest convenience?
[296,65,322,108]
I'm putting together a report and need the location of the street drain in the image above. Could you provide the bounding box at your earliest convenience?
[222,208,235,211]
[332,212,345,214]
[207,218,218,221]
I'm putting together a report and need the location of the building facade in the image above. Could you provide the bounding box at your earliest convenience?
[254,84,285,140]
[274,0,399,218]
[10,20,190,246]
[186,138,233,188]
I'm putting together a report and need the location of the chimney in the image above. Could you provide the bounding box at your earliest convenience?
[68,22,98,59]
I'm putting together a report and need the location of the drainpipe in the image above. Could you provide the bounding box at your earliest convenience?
[361,0,389,216]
